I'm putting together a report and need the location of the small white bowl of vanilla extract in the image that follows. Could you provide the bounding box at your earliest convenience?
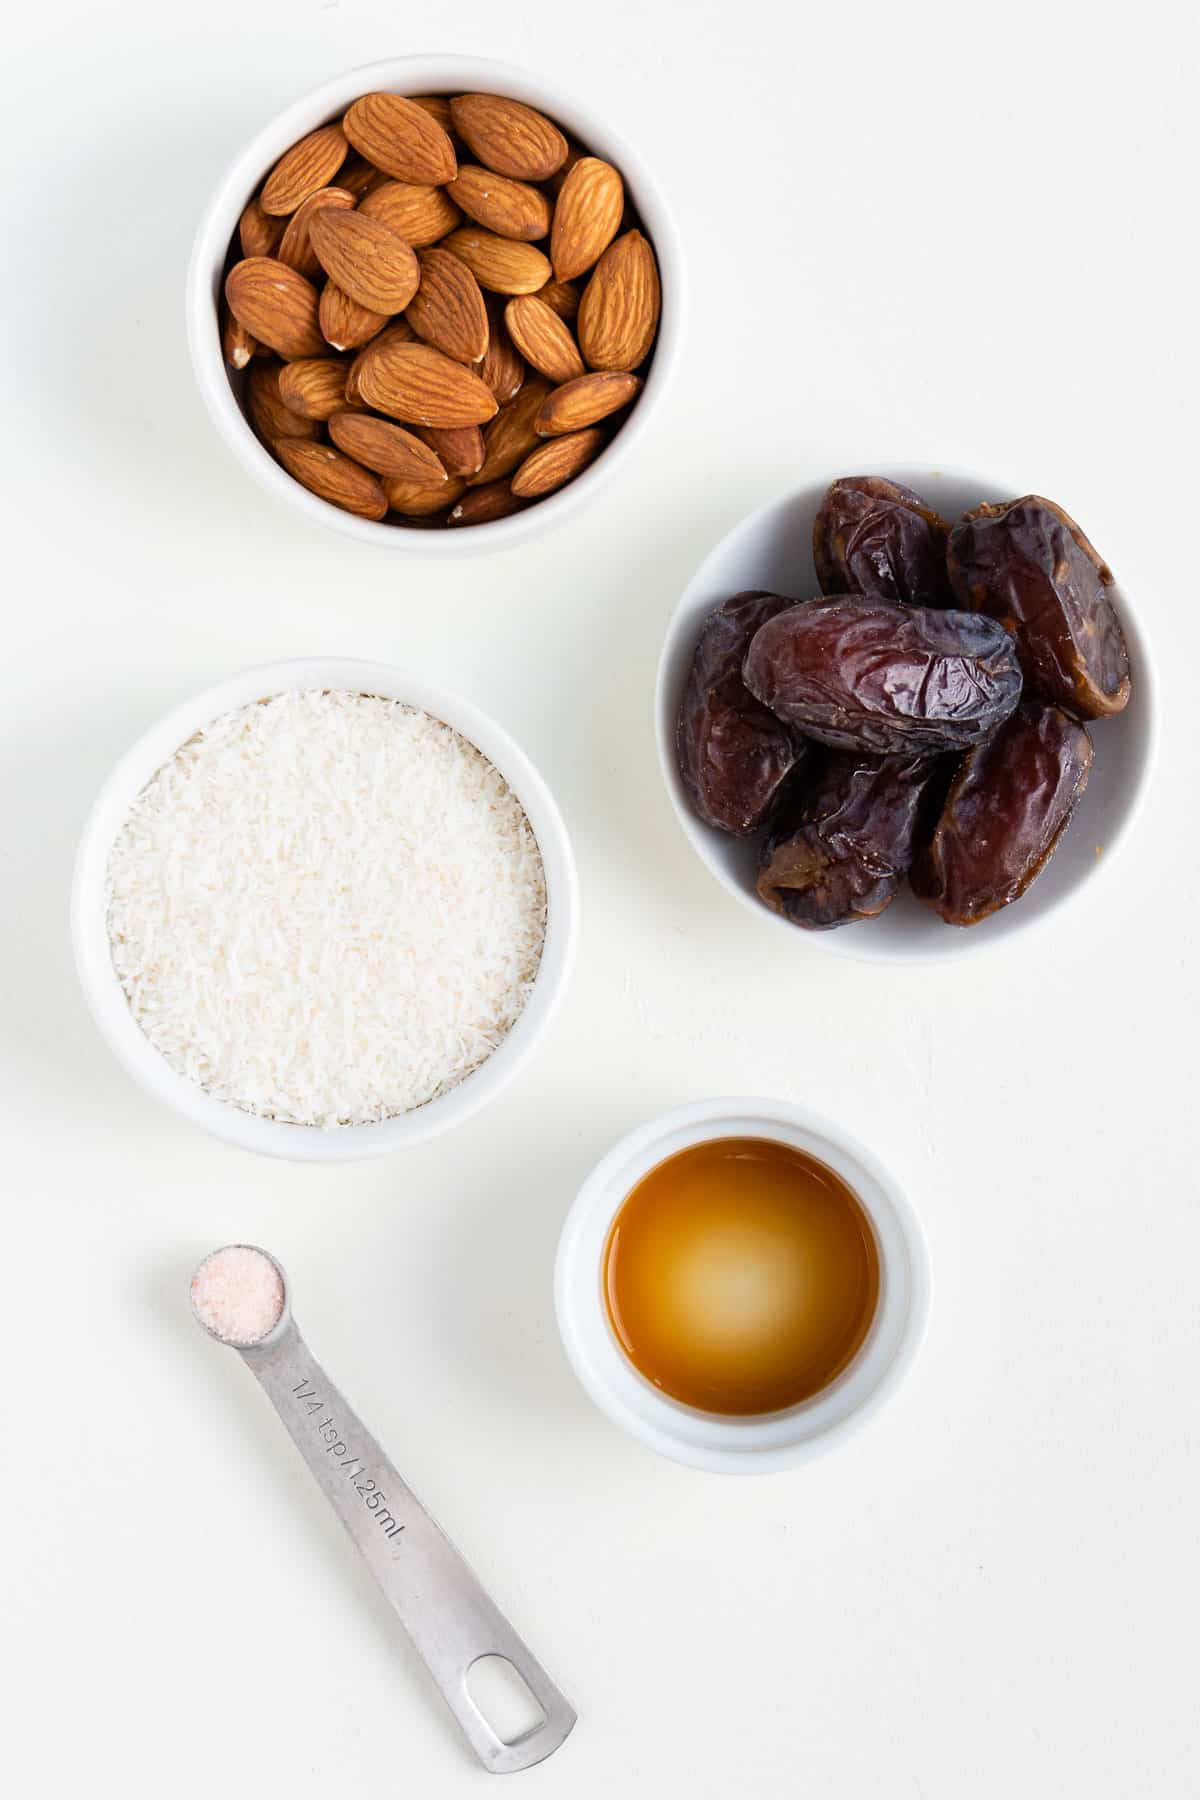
[554,1099,929,1474]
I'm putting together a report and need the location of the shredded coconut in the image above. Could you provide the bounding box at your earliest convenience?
[191,1245,285,1345]
[106,691,547,1127]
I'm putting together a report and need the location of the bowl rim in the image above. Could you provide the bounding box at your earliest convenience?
[553,1096,931,1474]
[186,53,686,555]
[654,463,1159,964]
[71,656,579,1161]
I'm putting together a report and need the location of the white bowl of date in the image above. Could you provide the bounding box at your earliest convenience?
[186,54,684,552]
[72,658,579,1161]
[654,466,1157,961]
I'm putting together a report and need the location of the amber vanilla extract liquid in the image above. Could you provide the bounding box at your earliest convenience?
[603,1138,880,1415]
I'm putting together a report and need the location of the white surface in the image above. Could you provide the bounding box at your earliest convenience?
[73,658,578,1158]
[3,2,1198,1796]
[657,467,1156,960]
[555,1098,929,1472]
[188,54,686,555]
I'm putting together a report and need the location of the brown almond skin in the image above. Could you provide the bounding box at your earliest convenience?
[360,179,462,246]
[261,124,348,215]
[447,165,552,241]
[308,209,420,314]
[225,258,326,359]
[536,278,581,321]
[405,247,490,364]
[277,357,356,420]
[344,320,415,402]
[409,95,455,134]
[504,295,585,384]
[384,474,467,516]
[337,154,389,199]
[413,424,485,477]
[221,307,257,370]
[272,437,388,519]
[577,230,661,370]
[328,412,447,481]
[478,297,527,404]
[450,94,568,181]
[276,187,357,280]
[356,339,498,428]
[441,228,552,295]
[546,143,586,197]
[245,361,319,444]
[319,282,390,352]
[536,370,640,435]
[239,196,284,259]
[550,157,624,280]
[511,427,606,497]
[343,93,457,184]
[470,378,552,485]
[447,481,528,526]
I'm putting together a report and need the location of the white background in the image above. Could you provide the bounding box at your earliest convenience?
[4,1,1199,1795]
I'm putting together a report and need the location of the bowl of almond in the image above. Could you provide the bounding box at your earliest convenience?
[188,56,682,550]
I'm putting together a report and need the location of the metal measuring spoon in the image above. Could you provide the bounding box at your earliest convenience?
[190,1244,576,1775]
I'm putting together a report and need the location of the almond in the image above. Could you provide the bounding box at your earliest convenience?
[344,320,414,402]
[337,154,389,199]
[447,481,527,527]
[245,361,320,443]
[405,246,489,364]
[536,370,641,435]
[536,278,580,321]
[308,209,420,314]
[360,179,462,246]
[412,424,485,478]
[261,125,348,216]
[277,186,356,280]
[272,437,388,519]
[277,357,356,420]
[319,281,390,351]
[441,228,551,295]
[470,377,552,486]
[221,305,257,370]
[504,295,585,385]
[226,258,325,359]
[328,412,447,482]
[384,474,467,516]
[409,95,455,134]
[450,94,567,182]
[478,296,527,404]
[511,427,606,497]
[546,142,586,196]
[356,339,498,428]
[239,196,284,259]
[446,166,551,242]
[576,230,660,370]
[343,92,457,185]
[550,157,624,280]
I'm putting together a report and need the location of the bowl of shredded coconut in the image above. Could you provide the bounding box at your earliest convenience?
[72,659,577,1159]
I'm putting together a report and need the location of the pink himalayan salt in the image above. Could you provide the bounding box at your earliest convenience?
[191,1245,284,1345]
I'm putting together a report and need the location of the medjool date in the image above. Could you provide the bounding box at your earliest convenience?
[947,496,1131,718]
[758,751,938,929]
[676,590,806,835]
[813,476,954,607]
[911,701,1094,925]
[743,596,1023,756]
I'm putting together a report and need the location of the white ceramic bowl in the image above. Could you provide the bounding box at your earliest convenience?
[72,658,578,1161]
[187,55,685,554]
[655,466,1157,961]
[555,1098,930,1474]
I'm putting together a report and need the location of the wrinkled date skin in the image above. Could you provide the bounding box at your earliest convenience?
[813,476,955,608]
[757,751,937,928]
[676,590,807,835]
[911,701,1094,925]
[743,595,1023,755]
[947,496,1131,718]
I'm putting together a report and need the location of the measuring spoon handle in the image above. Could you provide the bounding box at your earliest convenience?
[242,1322,576,1774]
